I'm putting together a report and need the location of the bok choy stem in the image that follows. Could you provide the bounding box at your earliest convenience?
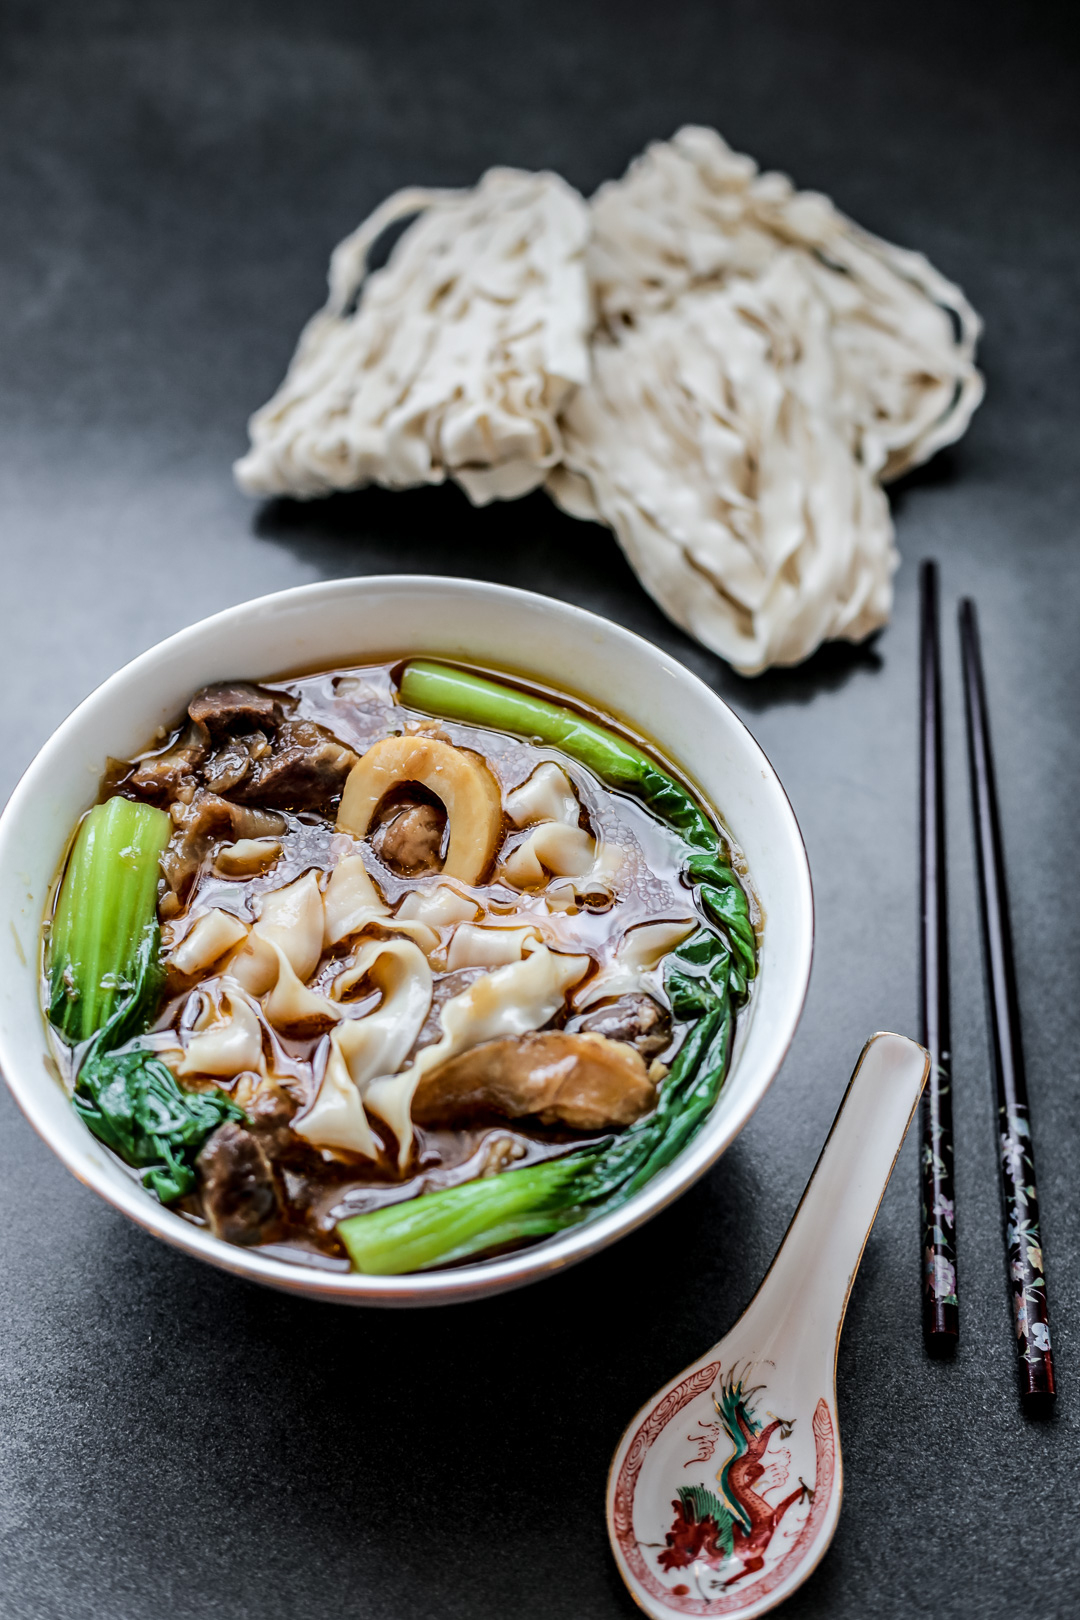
[48,797,171,1045]
[48,794,241,1204]
[338,1156,593,1274]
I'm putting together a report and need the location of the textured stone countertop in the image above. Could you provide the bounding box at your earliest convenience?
[1,4,1077,1617]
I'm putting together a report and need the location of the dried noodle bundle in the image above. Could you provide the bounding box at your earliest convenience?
[547,127,983,673]
[235,169,591,504]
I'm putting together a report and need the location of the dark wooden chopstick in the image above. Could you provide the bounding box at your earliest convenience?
[919,561,958,1353]
[959,597,1055,1406]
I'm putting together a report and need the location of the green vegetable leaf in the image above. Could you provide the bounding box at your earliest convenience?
[75,1045,243,1203]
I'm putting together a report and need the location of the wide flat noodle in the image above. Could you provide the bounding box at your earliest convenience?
[234,169,591,504]
[177,980,265,1079]
[294,939,432,1160]
[233,126,983,675]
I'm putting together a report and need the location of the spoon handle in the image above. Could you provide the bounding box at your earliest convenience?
[747,1033,929,1364]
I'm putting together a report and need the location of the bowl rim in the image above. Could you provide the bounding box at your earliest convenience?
[0,575,813,1305]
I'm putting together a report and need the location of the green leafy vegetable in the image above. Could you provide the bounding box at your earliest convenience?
[75,1044,242,1203]
[401,659,718,845]
[48,794,241,1203]
[48,797,171,1045]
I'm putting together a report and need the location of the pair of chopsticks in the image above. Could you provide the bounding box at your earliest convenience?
[918,561,1055,1406]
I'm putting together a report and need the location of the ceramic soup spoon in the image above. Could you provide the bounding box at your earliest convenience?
[607,1031,930,1619]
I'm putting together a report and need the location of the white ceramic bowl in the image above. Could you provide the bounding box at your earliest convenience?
[0,576,812,1306]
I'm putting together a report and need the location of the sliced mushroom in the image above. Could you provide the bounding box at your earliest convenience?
[214,837,282,877]
[337,734,502,885]
[412,1029,656,1131]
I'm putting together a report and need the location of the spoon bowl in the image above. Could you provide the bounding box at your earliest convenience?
[607,1032,929,1618]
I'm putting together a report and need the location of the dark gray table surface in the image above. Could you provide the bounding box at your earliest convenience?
[2,4,1078,1617]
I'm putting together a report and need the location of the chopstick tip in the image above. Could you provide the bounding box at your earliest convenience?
[1021,1388,1057,1421]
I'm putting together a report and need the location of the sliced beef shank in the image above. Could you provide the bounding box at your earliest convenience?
[232,719,358,812]
[197,1122,286,1245]
[573,993,672,1058]
[188,681,286,735]
[203,731,272,795]
[128,720,211,800]
[160,789,287,896]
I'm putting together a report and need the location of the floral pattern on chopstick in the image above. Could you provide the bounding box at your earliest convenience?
[1000,1101,1052,1366]
[921,1058,958,1309]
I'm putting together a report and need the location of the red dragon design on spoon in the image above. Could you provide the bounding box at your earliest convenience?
[658,1369,814,1586]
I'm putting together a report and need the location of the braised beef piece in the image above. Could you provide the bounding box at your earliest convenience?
[188,681,286,734]
[203,731,272,795]
[161,789,287,896]
[231,719,358,812]
[197,1123,286,1246]
[128,720,211,800]
[372,800,447,874]
[246,1078,300,1156]
[572,993,672,1058]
